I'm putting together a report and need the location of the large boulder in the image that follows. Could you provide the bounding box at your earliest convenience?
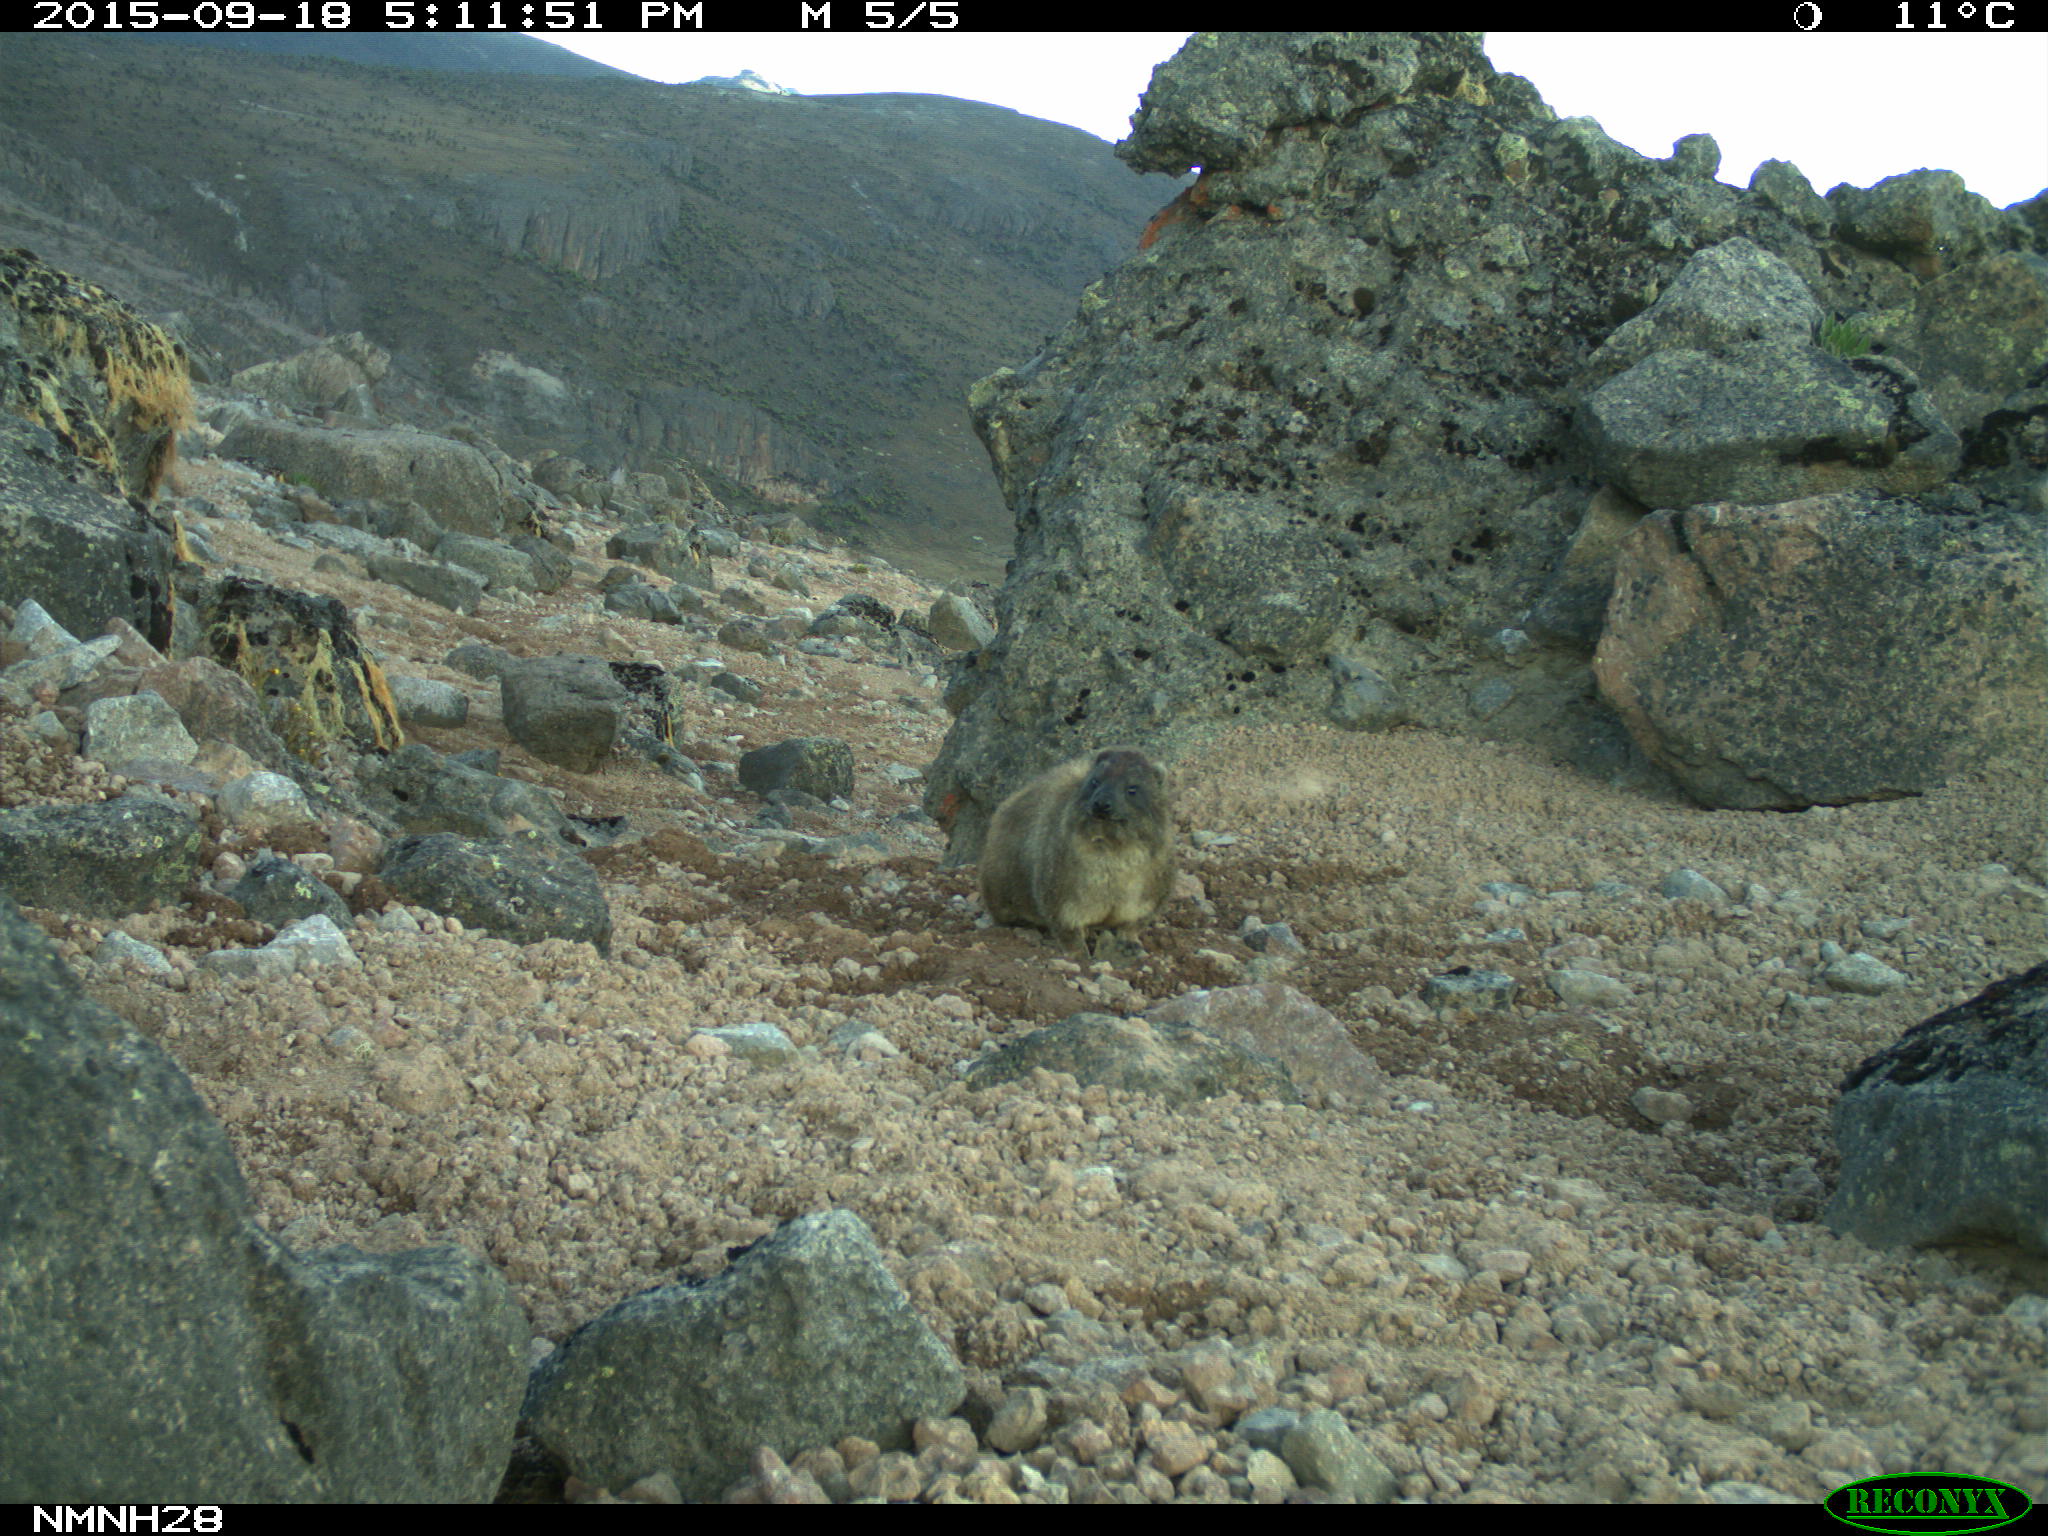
[0,421,177,653]
[359,742,577,843]
[230,332,389,419]
[524,1209,965,1498]
[919,31,2048,858]
[1827,963,2048,1255]
[216,418,534,538]
[1594,494,2047,808]
[192,574,403,760]
[1,246,189,503]
[0,895,528,1501]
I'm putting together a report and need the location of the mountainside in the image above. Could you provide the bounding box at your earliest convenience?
[0,34,1175,579]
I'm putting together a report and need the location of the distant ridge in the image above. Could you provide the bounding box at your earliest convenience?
[144,32,642,79]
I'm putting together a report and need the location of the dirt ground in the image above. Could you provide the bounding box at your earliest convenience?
[11,447,2048,1503]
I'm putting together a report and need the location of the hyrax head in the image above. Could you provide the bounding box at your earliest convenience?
[1079,747,1163,825]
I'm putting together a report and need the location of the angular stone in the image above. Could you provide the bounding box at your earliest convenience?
[498,655,628,774]
[0,895,526,1501]
[1143,983,1382,1104]
[738,736,854,802]
[1828,963,2048,1254]
[0,796,202,918]
[524,1209,965,1498]
[1596,496,2046,809]
[387,674,471,729]
[82,690,198,769]
[377,832,612,953]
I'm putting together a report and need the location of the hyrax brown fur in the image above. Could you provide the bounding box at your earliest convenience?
[979,747,1175,957]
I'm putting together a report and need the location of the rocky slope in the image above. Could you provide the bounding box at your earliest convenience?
[0,33,1176,580]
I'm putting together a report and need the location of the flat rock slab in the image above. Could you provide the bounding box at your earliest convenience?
[965,1011,1299,1105]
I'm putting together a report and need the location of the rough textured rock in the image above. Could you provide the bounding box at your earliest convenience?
[963,1012,1300,1104]
[377,831,613,953]
[1143,983,1385,1105]
[498,655,629,773]
[387,673,471,729]
[192,574,403,760]
[922,31,2048,856]
[603,580,684,625]
[738,736,855,802]
[230,331,389,418]
[1,246,189,503]
[0,894,528,1501]
[231,854,351,928]
[434,532,538,592]
[1827,963,2048,1254]
[0,421,177,653]
[364,551,488,615]
[607,523,709,586]
[927,591,996,652]
[360,742,577,843]
[0,795,202,918]
[81,689,199,770]
[1594,494,2047,808]
[523,1209,965,1498]
[217,418,535,538]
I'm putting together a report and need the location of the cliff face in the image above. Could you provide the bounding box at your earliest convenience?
[925,32,2048,852]
[0,35,1173,578]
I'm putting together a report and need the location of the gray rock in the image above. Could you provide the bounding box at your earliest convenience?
[0,418,176,656]
[1578,343,1959,509]
[709,670,764,705]
[1143,983,1382,1104]
[364,552,488,615]
[700,1022,797,1063]
[1326,655,1407,732]
[603,581,684,625]
[217,419,531,538]
[359,742,574,843]
[1423,968,1518,1013]
[1551,969,1634,1008]
[0,796,202,918]
[738,736,854,802]
[201,914,358,980]
[377,832,612,953]
[387,674,471,729]
[606,524,706,585]
[0,895,526,1501]
[498,655,629,773]
[1578,237,1823,389]
[216,770,314,831]
[444,641,515,681]
[717,618,775,655]
[434,532,537,592]
[524,1209,965,1497]
[1822,952,1909,996]
[1829,168,2014,276]
[1279,1408,1396,1503]
[0,634,122,708]
[507,533,574,594]
[927,591,995,651]
[1828,962,2048,1254]
[82,690,198,769]
[9,598,77,654]
[1598,498,2045,809]
[964,1012,1298,1105]
[93,929,173,974]
[1660,868,1731,904]
[231,855,351,928]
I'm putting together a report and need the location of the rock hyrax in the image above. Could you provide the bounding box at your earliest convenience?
[979,747,1175,957]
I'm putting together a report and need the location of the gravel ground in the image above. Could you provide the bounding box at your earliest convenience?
[10,452,2047,1502]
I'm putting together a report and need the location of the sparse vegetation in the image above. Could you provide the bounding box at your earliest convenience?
[1820,315,1873,359]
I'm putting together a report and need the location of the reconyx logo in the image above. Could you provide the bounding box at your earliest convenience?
[1825,1475,2033,1534]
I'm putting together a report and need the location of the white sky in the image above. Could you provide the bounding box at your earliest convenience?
[537,30,2048,209]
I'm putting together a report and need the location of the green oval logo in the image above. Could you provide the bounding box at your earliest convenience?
[1825,1475,2033,1535]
